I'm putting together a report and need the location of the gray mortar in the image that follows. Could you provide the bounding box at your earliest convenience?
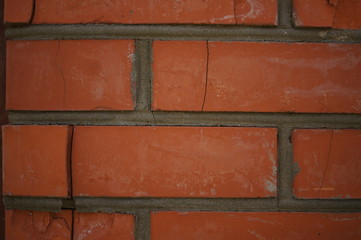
[5,25,361,43]
[278,0,293,28]
[3,196,63,212]
[74,197,278,213]
[134,40,152,112]
[135,211,151,240]
[8,111,361,128]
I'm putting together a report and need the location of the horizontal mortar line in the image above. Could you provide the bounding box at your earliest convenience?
[74,198,278,212]
[3,196,64,212]
[5,24,361,43]
[4,197,361,212]
[8,111,361,128]
[279,199,361,212]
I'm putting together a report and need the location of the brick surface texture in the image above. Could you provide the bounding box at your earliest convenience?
[2,0,361,239]
[72,126,277,197]
[293,129,361,199]
[152,212,361,240]
[2,125,70,197]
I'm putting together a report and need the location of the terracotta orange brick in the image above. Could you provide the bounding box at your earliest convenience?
[153,41,361,113]
[293,129,361,199]
[293,0,361,29]
[4,0,34,23]
[293,0,336,27]
[6,210,72,240]
[6,40,134,111]
[152,41,207,111]
[72,126,277,197]
[2,125,70,197]
[234,0,278,26]
[74,212,134,240]
[151,211,361,240]
[333,0,361,29]
[32,0,235,24]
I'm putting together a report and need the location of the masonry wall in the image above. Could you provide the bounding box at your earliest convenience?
[2,0,361,239]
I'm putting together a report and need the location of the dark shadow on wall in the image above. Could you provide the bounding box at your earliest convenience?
[1,0,8,238]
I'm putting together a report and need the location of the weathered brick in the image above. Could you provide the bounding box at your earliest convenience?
[293,0,336,27]
[152,41,207,111]
[293,0,361,29]
[72,126,277,197]
[6,40,134,110]
[293,129,361,199]
[234,0,278,26]
[2,125,70,197]
[152,41,361,113]
[4,0,34,23]
[151,212,361,240]
[5,0,278,25]
[29,0,236,24]
[74,212,134,240]
[6,210,72,240]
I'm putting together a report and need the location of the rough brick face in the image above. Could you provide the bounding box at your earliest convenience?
[293,0,361,29]
[234,0,278,25]
[5,0,277,25]
[72,126,277,197]
[293,129,361,199]
[2,125,70,197]
[74,212,135,240]
[4,0,33,23]
[153,41,361,113]
[6,40,134,111]
[151,212,361,240]
[6,210,72,240]
[152,41,208,111]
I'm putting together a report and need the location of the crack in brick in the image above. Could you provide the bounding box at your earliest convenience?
[318,130,334,198]
[233,0,238,24]
[68,126,74,197]
[201,41,210,111]
[29,0,36,24]
[55,41,66,110]
[327,0,340,28]
[71,211,75,240]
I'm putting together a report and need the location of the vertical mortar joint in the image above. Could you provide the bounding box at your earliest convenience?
[135,211,151,240]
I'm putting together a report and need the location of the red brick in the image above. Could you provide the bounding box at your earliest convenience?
[152,41,207,111]
[293,129,361,199]
[72,126,277,197]
[151,211,361,240]
[33,0,236,24]
[4,0,34,23]
[293,0,361,29]
[2,125,70,197]
[293,0,336,27]
[6,210,72,240]
[333,0,361,29]
[152,41,361,113]
[8,0,278,25]
[6,40,134,111]
[234,0,278,26]
[74,212,134,240]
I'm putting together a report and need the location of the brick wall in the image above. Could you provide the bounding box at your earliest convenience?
[2,0,361,239]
